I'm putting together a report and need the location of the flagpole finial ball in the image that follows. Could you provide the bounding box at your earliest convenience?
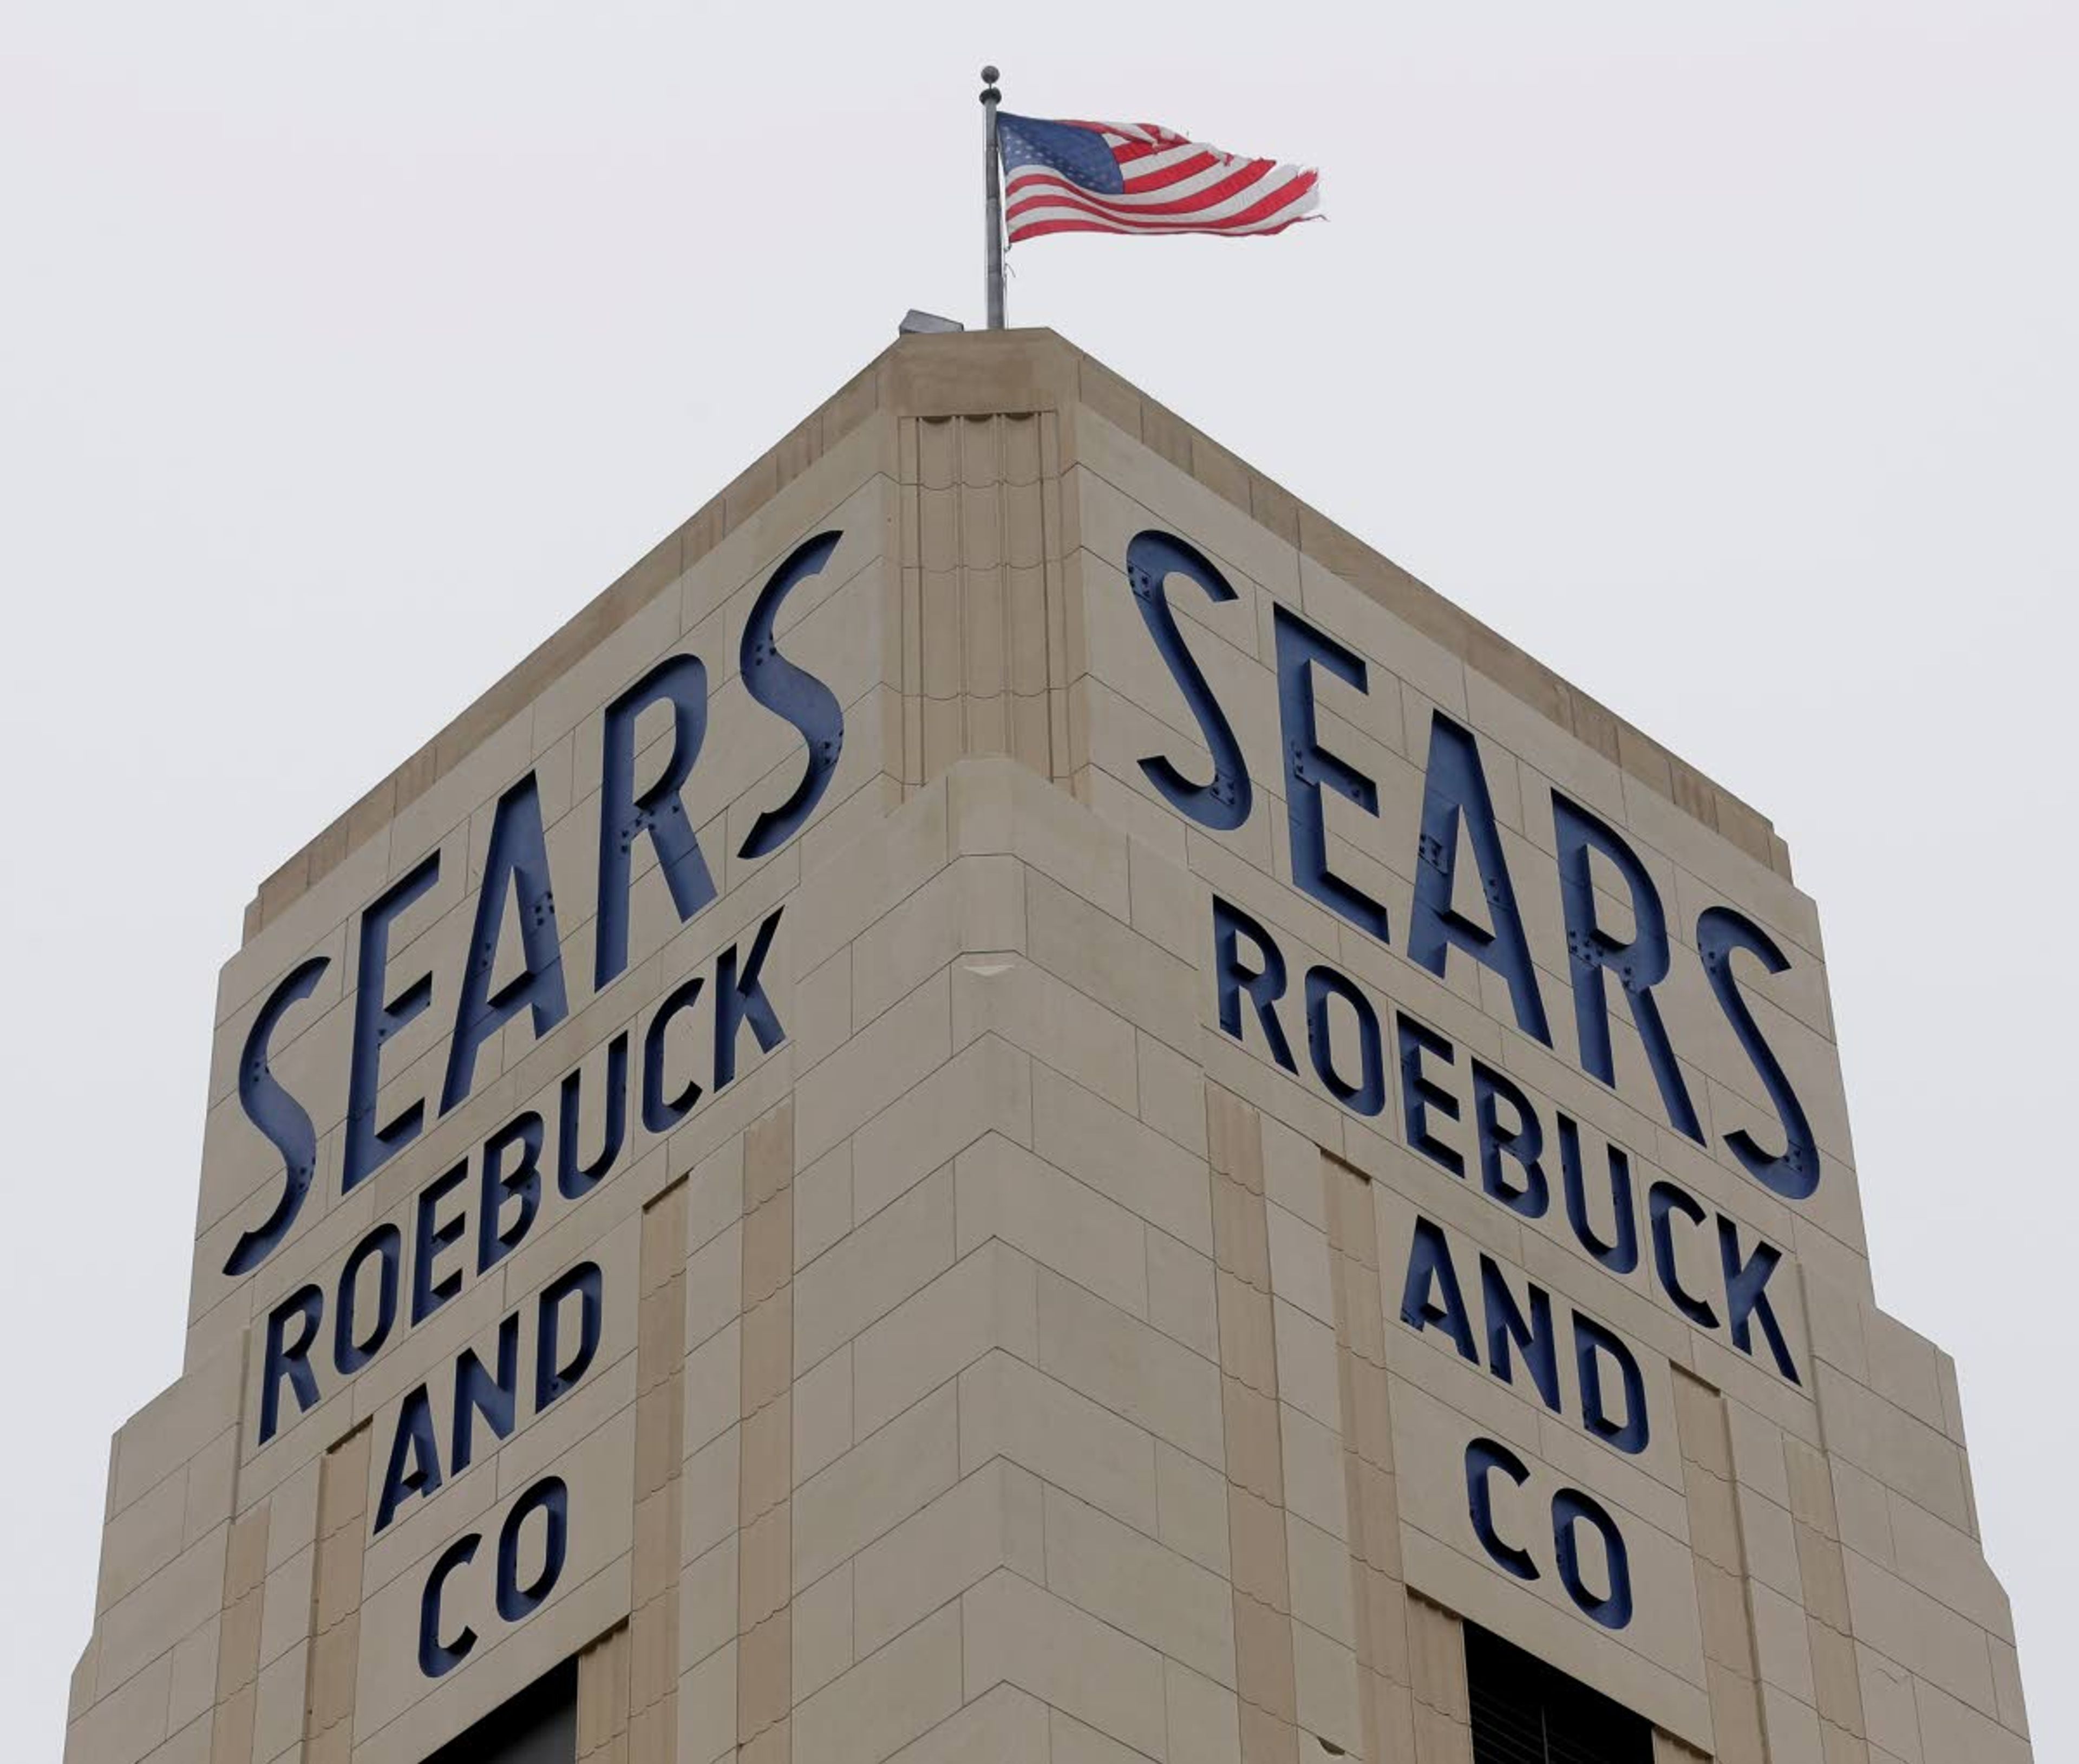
[982,65,999,84]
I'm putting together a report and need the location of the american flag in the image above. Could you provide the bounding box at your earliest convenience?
[996,113,1321,244]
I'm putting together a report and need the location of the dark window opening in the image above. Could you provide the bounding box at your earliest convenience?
[422,1657,577,1764]
[1466,1624,1651,1764]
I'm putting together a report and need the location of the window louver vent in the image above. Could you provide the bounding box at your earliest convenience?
[1466,1624,1652,1764]
[422,1656,577,1764]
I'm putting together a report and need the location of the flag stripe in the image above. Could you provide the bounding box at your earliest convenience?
[1006,179,1320,239]
[1006,191,1319,241]
[1116,144,1214,183]
[1005,169,1318,228]
[1010,207,1317,241]
[997,112,1321,245]
[1120,150,1233,193]
[1006,166,1312,228]
[1006,156,1292,215]
[1010,167,1322,231]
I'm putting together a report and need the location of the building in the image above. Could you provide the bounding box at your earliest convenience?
[64,329,2032,1764]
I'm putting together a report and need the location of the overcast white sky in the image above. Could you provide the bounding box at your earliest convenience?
[4,3,2073,1758]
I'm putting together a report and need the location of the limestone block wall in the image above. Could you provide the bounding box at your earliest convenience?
[64,332,2029,1764]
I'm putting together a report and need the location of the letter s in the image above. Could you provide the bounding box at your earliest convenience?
[1697,906,1820,1200]
[223,956,330,1277]
[1128,530,1253,831]
[738,531,846,860]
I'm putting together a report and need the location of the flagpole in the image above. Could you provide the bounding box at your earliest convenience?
[980,65,1005,330]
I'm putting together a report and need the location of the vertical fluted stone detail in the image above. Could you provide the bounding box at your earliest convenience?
[577,1624,632,1761]
[1323,1153,1421,1761]
[208,1506,269,1764]
[898,411,1070,792]
[304,1426,370,1763]
[1672,1371,1771,1764]
[1208,1087,1302,1764]
[629,1180,689,1762]
[736,1103,795,1764]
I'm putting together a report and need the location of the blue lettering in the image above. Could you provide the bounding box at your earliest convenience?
[1648,1180,1717,1329]
[536,1262,603,1410]
[334,1225,401,1377]
[417,1534,479,1677]
[557,1033,628,1201]
[1553,1488,1633,1629]
[1465,1438,1538,1580]
[343,853,442,1193]
[476,1112,543,1275]
[1472,1057,1548,1218]
[452,1314,521,1476]
[417,1478,568,1678]
[1718,1217,1800,1383]
[1397,1013,1464,1176]
[1273,605,1389,942]
[1573,1315,1650,1454]
[1400,1219,1478,1362]
[258,1284,323,1446]
[442,774,567,1112]
[1697,906,1820,1200]
[1479,1257,1560,1413]
[738,533,847,859]
[1127,531,1253,831]
[1211,897,1297,1073]
[1558,1117,1639,1275]
[640,972,706,1134]
[1304,963,1384,1115]
[1410,715,1551,1042]
[596,655,716,991]
[375,1384,442,1530]
[411,1162,469,1325]
[1464,1440,1636,1627]
[495,1476,568,1623]
[1551,796,1703,1143]
[223,956,330,1276]
[714,909,786,1087]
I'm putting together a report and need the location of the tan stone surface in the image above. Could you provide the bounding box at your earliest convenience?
[69,334,2033,1764]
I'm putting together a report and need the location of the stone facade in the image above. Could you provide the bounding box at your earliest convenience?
[64,329,2031,1764]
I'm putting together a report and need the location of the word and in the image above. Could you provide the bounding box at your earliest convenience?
[373,1262,600,1531]
[1399,1218,1651,1454]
